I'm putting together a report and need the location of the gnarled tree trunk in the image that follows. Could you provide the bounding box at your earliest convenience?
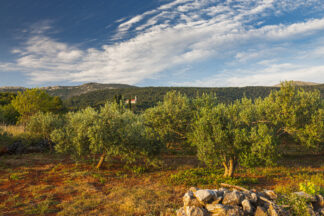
[96,153,105,169]
[223,161,229,177]
[222,157,237,178]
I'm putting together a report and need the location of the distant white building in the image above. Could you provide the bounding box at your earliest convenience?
[125,96,137,104]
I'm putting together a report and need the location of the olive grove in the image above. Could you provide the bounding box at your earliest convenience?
[190,82,323,177]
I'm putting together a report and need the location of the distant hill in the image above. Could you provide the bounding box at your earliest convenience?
[0,86,26,92]
[274,81,321,87]
[1,82,323,112]
[0,83,136,99]
[64,84,324,112]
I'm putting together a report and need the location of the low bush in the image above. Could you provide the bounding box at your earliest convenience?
[299,179,324,196]
[277,193,312,216]
[0,128,12,147]
[26,112,64,151]
[0,104,19,125]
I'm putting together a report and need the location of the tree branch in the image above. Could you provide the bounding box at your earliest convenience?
[220,183,249,192]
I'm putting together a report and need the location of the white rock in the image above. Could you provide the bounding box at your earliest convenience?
[226,206,244,216]
[294,191,317,202]
[183,191,194,206]
[185,206,208,216]
[242,199,253,214]
[264,190,277,200]
[206,203,226,214]
[250,192,258,204]
[194,189,215,204]
[222,191,243,206]
[183,191,203,207]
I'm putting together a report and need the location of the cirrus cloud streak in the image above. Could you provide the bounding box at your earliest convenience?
[1,0,324,86]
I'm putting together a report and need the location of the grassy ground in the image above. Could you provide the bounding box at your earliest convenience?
[1,126,324,215]
[0,153,323,216]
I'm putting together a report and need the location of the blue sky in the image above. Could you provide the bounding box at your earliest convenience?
[1,0,324,87]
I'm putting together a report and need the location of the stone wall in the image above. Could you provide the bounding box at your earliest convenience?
[176,184,324,216]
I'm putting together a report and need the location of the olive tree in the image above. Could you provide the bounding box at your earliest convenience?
[143,91,192,149]
[51,107,99,159]
[191,98,278,177]
[191,82,323,177]
[89,102,162,168]
[256,82,324,150]
[52,102,162,168]
[26,112,64,151]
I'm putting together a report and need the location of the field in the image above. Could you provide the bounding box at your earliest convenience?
[1,150,323,215]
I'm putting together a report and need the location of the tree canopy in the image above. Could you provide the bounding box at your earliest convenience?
[190,82,323,177]
[51,102,162,168]
[143,91,192,149]
[11,89,64,123]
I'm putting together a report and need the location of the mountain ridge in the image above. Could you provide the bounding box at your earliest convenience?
[273,81,320,87]
[0,83,136,99]
[1,81,323,100]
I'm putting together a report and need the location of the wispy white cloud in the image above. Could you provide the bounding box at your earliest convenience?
[171,64,324,87]
[2,0,324,86]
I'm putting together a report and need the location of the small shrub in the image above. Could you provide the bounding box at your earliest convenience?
[0,104,19,124]
[299,181,318,195]
[274,184,295,195]
[26,112,64,151]
[123,164,148,175]
[0,129,13,147]
[92,173,106,184]
[278,194,311,216]
[299,179,324,196]
[9,173,20,180]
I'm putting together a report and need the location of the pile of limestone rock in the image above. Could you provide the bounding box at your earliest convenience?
[176,183,324,216]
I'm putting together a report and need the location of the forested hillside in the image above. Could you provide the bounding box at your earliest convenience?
[0,83,136,99]
[1,83,323,112]
[64,84,324,111]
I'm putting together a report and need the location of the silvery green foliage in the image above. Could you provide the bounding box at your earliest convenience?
[52,102,162,165]
[88,102,162,164]
[190,82,323,175]
[143,91,192,149]
[191,97,278,170]
[51,107,98,157]
[27,111,64,141]
[256,81,323,150]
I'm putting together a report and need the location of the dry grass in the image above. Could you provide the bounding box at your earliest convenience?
[0,153,323,216]
[0,124,25,136]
